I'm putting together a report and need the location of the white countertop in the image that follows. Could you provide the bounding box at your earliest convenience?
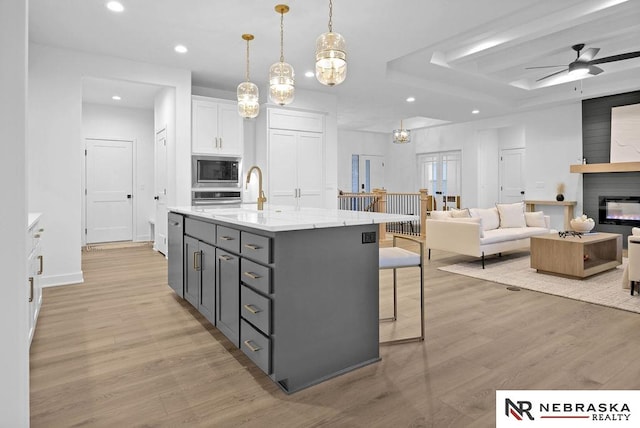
[170,204,418,232]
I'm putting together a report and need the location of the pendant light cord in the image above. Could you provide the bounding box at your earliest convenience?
[245,39,250,82]
[280,11,285,63]
[328,0,333,32]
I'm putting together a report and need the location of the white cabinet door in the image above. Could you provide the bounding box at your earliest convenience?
[269,130,298,206]
[192,99,219,154]
[192,98,243,155]
[218,103,243,155]
[297,132,324,208]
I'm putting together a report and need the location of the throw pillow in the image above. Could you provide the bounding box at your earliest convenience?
[428,210,452,220]
[450,208,471,218]
[524,211,546,228]
[469,207,500,231]
[496,202,526,228]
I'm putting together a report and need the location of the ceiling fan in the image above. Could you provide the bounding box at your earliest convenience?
[527,43,640,82]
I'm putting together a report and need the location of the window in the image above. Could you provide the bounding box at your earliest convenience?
[417,151,461,209]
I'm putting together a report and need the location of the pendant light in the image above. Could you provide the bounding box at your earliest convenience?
[392,120,411,144]
[315,0,347,86]
[237,34,260,118]
[269,4,295,106]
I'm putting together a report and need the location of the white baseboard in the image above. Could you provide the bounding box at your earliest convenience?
[41,271,84,288]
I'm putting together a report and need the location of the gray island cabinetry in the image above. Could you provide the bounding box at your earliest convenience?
[167,205,415,393]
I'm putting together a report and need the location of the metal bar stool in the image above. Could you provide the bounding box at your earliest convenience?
[378,234,425,345]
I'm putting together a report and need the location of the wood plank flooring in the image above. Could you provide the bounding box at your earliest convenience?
[30,244,640,427]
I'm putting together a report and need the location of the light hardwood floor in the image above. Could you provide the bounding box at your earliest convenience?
[30,243,640,427]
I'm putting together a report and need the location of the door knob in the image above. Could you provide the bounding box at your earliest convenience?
[127,194,132,199]
[154,196,159,200]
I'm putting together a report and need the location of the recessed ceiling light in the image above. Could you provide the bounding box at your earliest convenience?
[472,109,480,114]
[406,97,416,103]
[106,1,124,12]
[112,95,121,101]
[305,71,314,78]
[174,45,188,54]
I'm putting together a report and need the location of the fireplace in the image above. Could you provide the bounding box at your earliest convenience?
[599,196,640,226]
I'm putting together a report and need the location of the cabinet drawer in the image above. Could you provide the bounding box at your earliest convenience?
[216,226,240,253]
[241,259,271,295]
[184,218,216,245]
[240,319,271,375]
[241,231,271,264]
[241,285,271,335]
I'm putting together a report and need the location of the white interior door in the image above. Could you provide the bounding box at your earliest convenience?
[86,139,133,244]
[358,155,385,192]
[155,129,168,255]
[500,148,525,203]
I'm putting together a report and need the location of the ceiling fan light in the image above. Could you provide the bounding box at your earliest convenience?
[315,31,347,86]
[568,62,589,76]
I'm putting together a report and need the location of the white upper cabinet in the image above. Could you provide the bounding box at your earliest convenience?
[192,96,243,156]
[256,107,326,209]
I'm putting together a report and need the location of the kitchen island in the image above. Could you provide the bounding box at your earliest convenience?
[168,204,416,393]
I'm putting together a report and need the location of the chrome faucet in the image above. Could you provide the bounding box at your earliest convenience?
[246,165,267,210]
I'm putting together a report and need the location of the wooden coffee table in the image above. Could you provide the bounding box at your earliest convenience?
[530,232,622,279]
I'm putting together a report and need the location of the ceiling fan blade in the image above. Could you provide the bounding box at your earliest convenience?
[525,65,566,69]
[578,47,600,62]
[590,51,640,65]
[588,65,604,75]
[536,68,568,82]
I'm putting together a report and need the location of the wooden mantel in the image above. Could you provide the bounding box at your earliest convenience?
[570,162,640,173]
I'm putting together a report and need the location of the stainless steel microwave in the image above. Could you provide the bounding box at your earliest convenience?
[192,156,241,188]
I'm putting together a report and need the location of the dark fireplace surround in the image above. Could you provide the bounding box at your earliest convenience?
[582,90,640,248]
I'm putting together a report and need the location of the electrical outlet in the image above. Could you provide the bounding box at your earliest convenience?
[362,231,376,244]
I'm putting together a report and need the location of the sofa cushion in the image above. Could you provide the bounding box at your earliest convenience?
[470,207,500,231]
[429,210,452,220]
[480,226,549,245]
[524,211,546,228]
[450,208,471,218]
[496,202,526,228]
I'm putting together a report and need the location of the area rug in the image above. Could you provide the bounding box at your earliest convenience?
[438,255,640,314]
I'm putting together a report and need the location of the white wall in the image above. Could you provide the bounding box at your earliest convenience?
[28,43,191,287]
[335,103,582,230]
[82,103,155,242]
[0,0,30,424]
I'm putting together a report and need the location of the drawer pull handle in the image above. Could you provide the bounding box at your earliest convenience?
[219,255,233,261]
[243,304,261,314]
[28,277,34,302]
[38,255,44,275]
[243,271,261,280]
[244,340,261,352]
[244,244,261,250]
[220,236,234,241]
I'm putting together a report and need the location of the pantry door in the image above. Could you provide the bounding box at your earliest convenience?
[85,138,133,244]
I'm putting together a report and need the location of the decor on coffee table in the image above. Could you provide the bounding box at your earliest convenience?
[570,214,595,233]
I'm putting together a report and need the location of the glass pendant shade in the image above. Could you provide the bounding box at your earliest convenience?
[237,81,259,118]
[269,5,294,106]
[237,33,259,118]
[315,31,347,86]
[392,121,411,144]
[269,61,295,105]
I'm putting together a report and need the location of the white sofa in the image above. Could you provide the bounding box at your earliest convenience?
[425,203,551,268]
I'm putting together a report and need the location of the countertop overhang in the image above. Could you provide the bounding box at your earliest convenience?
[170,204,418,232]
